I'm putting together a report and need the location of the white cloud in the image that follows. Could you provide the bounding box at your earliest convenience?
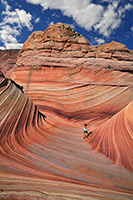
[49,21,54,26]
[5,43,23,49]
[94,3,121,37]
[26,0,133,38]
[1,0,11,11]
[124,3,133,10]
[0,46,5,50]
[118,3,133,17]
[94,37,105,45]
[0,0,33,49]
[74,3,103,31]
[52,12,60,18]
[35,17,40,23]
[26,0,103,31]
[15,9,33,30]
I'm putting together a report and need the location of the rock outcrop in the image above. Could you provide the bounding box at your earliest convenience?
[16,23,133,73]
[0,23,133,199]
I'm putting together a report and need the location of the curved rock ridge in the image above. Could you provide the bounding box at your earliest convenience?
[0,71,133,199]
[11,24,133,175]
[0,23,133,199]
[87,101,133,172]
[12,65,133,164]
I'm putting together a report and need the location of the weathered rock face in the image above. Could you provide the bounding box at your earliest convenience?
[21,22,90,51]
[0,49,20,77]
[0,23,133,199]
[17,23,133,72]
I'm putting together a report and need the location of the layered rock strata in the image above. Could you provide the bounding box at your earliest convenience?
[11,23,133,172]
[87,101,133,172]
[0,71,133,199]
[0,23,133,199]
[16,23,133,73]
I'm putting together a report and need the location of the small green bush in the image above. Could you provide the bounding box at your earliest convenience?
[108,64,111,69]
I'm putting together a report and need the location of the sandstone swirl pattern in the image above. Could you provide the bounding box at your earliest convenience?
[0,71,133,199]
[0,23,133,199]
[12,65,133,172]
[88,101,133,172]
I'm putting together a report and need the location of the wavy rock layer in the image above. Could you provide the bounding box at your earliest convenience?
[0,71,133,199]
[12,64,133,167]
[0,23,133,199]
[87,101,133,172]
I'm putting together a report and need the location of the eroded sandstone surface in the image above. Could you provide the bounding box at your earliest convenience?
[16,23,133,72]
[0,23,133,199]
[0,49,20,78]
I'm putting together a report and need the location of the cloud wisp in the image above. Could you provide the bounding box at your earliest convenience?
[0,0,33,49]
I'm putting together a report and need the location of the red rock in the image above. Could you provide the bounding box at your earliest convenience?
[87,101,133,172]
[15,23,133,73]
[0,23,133,199]
[0,49,20,77]
[0,70,133,199]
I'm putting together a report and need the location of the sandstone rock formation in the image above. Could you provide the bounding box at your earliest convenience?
[16,23,133,73]
[0,71,133,199]
[87,101,133,172]
[0,23,133,199]
[0,49,20,77]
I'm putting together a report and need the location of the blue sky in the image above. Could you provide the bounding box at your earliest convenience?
[0,0,133,50]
